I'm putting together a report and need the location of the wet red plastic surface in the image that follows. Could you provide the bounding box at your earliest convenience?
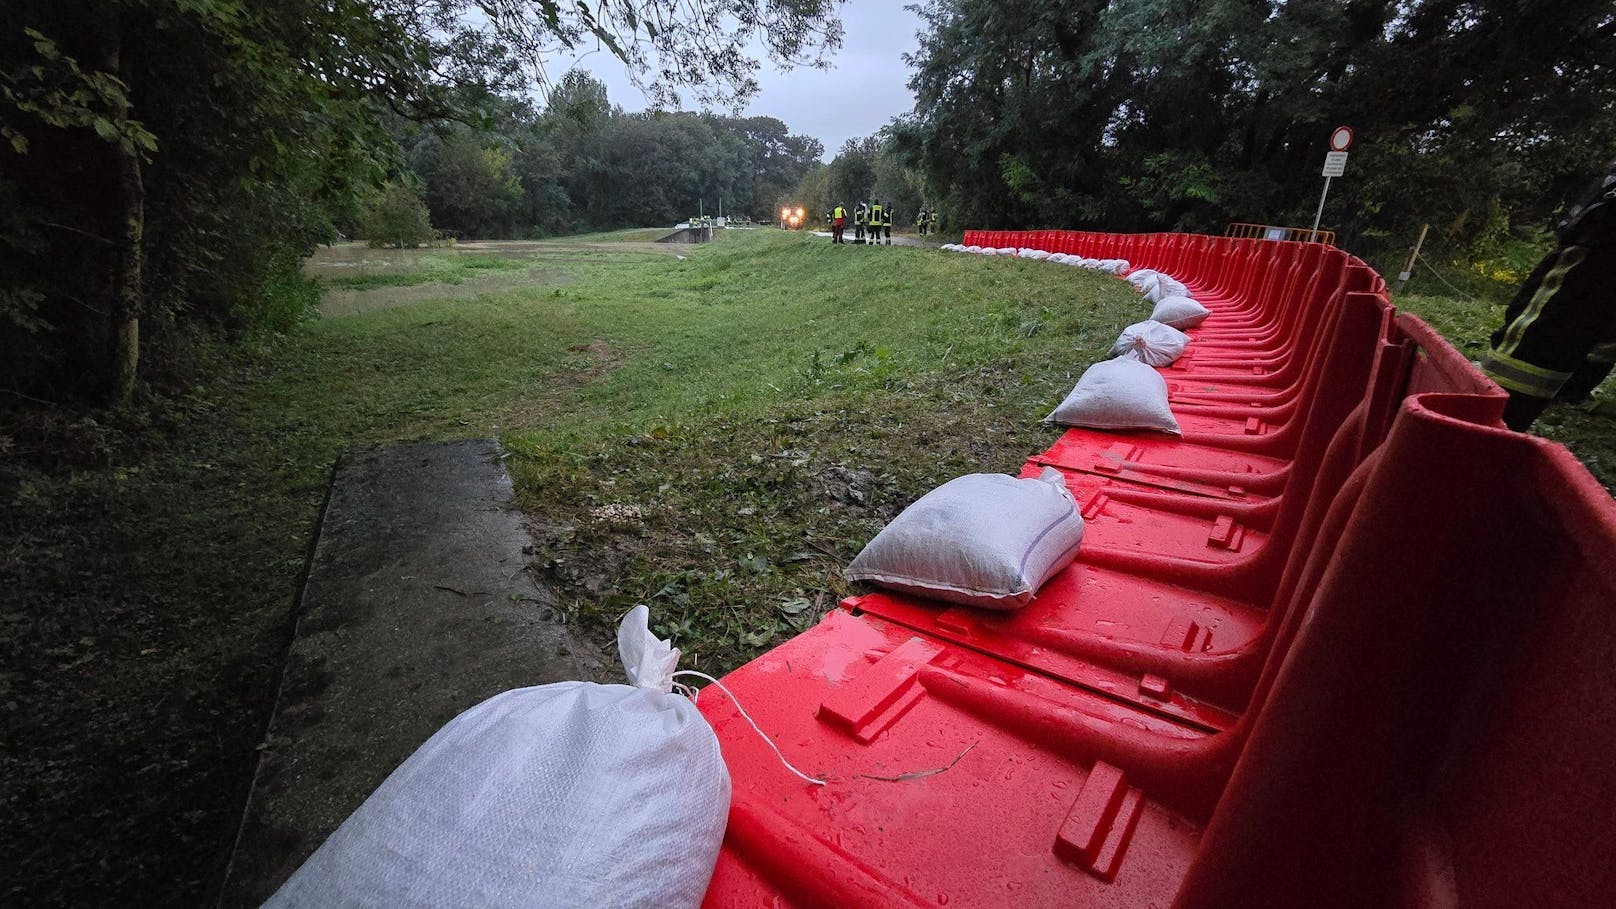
[696,230,1616,908]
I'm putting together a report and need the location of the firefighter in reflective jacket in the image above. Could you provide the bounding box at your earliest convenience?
[854,201,868,243]
[1482,156,1616,430]
[870,200,888,245]
[831,204,847,244]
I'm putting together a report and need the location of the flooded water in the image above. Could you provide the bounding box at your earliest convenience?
[305,238,678,316]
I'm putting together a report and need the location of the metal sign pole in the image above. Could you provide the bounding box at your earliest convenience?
[1309,176,1333,242]
[1310,127,1353,243]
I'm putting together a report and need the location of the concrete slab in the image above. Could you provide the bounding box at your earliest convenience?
[219,439,599,907]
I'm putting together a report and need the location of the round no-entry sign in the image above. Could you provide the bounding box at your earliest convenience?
[1330,126,1354,151]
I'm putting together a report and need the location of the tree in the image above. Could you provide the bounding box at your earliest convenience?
[362,182,435,248]
[792,131,925,228]
[1,0,846,406]
[900,0,1616,252]
[465,0,845,108]
[414,133,523,238]
[828,136,878,208]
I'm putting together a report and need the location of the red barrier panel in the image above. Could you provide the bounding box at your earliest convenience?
[700,230,1614,908]
[1176,394,1616,908]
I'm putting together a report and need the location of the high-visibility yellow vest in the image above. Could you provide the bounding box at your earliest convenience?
[833,205,845,219]
[871,204,884,225]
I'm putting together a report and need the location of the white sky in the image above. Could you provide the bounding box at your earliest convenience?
[540,3,926,159]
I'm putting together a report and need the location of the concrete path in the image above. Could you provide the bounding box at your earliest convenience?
[219,440,598,907]
[811,231,934,247]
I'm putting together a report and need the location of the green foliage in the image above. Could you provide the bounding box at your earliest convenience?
[462,0,845,108]
[361,181,435,248]
[793,129,927,228]
[384,74,825,239]
[901,0,1616,252]
[0,27,157,157]
[0,0,842,406]
[234,250,323,333]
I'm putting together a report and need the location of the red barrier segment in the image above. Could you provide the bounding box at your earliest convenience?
[1176,394,1616,908]
[703,396,1616,907]
[711,230,1615,907]
[699,609,1203,909]
[854,309,1491,719]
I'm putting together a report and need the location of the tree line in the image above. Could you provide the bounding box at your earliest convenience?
[0,0,840,407]
[786,131,928,230]
[894,0,1615,256]
[371,73,822,245]
[6,0,1611,410]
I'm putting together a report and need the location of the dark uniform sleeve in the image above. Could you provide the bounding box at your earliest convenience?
[1481,158,1616,424]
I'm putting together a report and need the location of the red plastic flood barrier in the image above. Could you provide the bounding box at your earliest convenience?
[699,231,1616,908]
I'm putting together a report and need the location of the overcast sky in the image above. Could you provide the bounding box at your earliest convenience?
[542,4,927,159]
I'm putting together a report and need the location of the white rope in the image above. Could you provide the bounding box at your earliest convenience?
[1414,251,1480,302]
[672,670,827,787]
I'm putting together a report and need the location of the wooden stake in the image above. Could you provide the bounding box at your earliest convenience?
[1394,223,1431,294]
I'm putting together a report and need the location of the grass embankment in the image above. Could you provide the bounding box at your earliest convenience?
[280,229,1148,666]
[1,227,1141,905]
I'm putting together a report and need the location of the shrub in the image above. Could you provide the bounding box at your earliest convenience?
[361,182,434,249]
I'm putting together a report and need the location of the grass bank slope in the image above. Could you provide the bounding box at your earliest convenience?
[1,229,1139,905]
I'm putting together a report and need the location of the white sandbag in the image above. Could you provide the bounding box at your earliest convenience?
[1109,319,1191,367]
[1144,278,1189,302]
[965,245,982,253]
[845,468,1085,611]
[1125,269,1161,287]
[1025,249,1051,260]
[1047,253,1070,263]
[266,606,731,909]
[1150,295,1212,329]
[996,247,1020,256]
[1046,356,1181,435]
[979,247,997,256]
[1132,273,1165,298]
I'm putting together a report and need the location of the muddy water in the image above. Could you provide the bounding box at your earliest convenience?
[316,269,571,317]
[305,239,678,317]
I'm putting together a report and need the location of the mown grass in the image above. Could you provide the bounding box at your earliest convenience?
[1,229,1140,905]
[257,230,1145,662]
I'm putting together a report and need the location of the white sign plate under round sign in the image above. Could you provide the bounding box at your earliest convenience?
[1330,126,1354,151]
[1322,151,1349,177]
